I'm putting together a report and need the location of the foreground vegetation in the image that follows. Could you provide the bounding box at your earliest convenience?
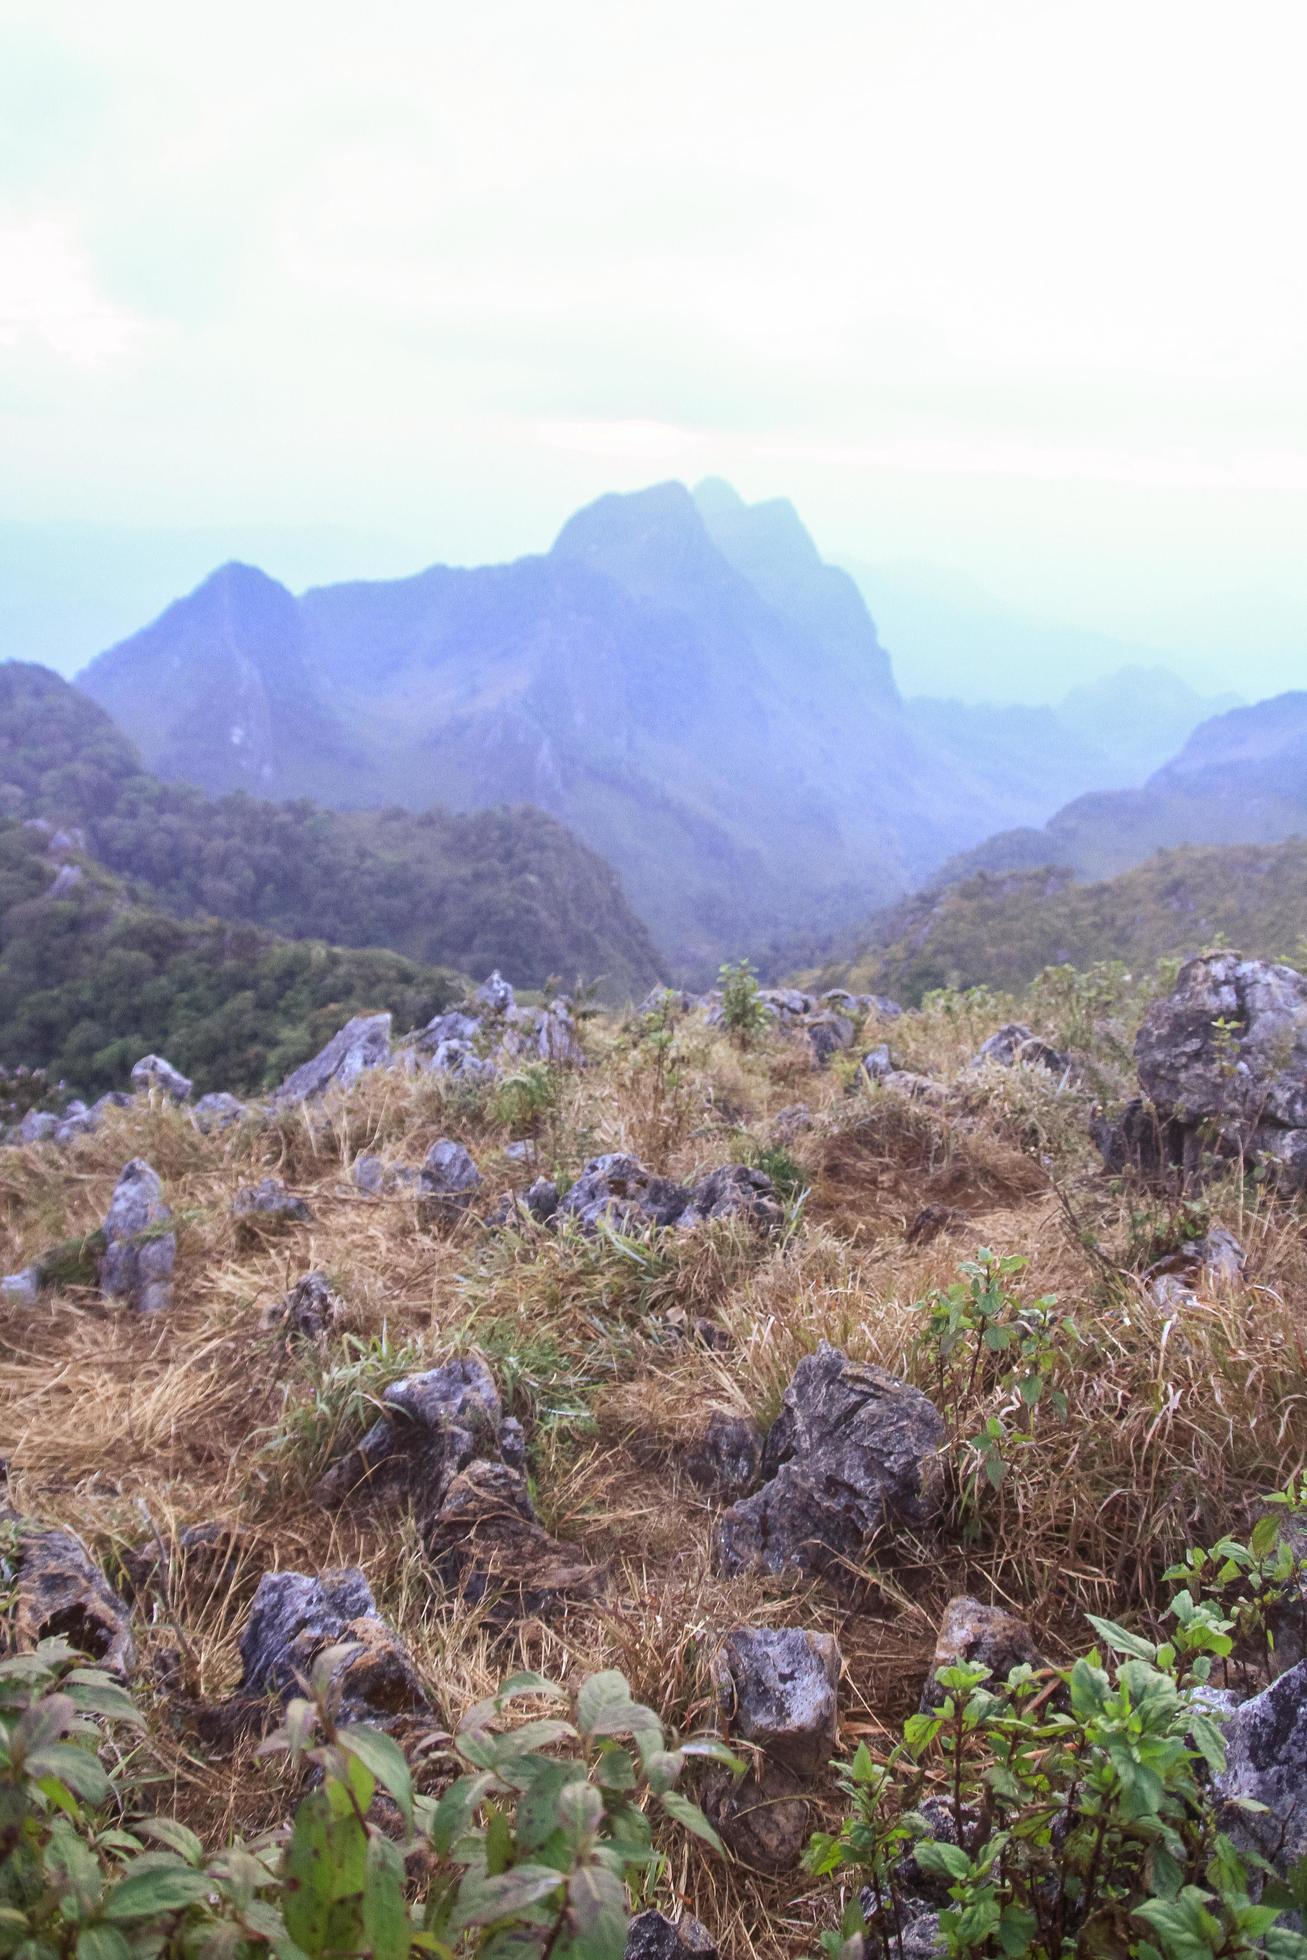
[3,960,1307,1958]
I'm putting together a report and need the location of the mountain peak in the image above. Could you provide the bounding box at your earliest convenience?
[549,480,730,605]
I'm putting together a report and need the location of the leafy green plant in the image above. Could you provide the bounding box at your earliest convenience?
[913,1250,1081,1516]
[491,1065,561,1141]
[807,1587,1307,1960]
[258,1329,429,1484]
[1164,1475,1307,1687]
[0,1635,736,1960]
[715,961,769,1050]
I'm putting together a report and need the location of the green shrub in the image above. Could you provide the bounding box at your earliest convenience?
[715,961,769,1050]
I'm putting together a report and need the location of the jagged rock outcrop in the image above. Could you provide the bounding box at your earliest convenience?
[2,1471,135,1675]
[232,1177,312,1225]
[705,1626,840,1872]
[1216,1659,1307,1877]
[275,1271,345,1341]
[425,1458,604,1623]
[419,1140,482,1221]
[352,1155,423,1196]
[684,1412,763,1497]
[1144,1226,1246,1307]
[920,1596,1044,1709]
[555,1154,780,1234]
[239,1567,427,1717]
[716,1343,945,1581]
[272,1012,392,1104]
[130,1054,193,1101]
[485,1177,560,1229]
[1125,953,1307,1186]
[970,1023,1068,1073]
[192,1092,247,1132]
[99,1159,175,1315]
[807,1011,855,1066]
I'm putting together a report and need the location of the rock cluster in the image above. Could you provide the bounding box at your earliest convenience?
[557,1154,781,1233]
[99,1158,176,1315]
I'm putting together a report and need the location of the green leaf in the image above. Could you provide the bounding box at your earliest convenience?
[361,1832,410,1960]
[658,1790,725,1855]
[75,1929,132,1960]
[27,1744,111,1805]
[281,1789,333,1954]
[1085,1614,1158,1662]
[339,1724,413,1829]
[450,1864,566,1931]
[136,1818,203,1865]
[566,1862,628,1960]
[915,1840,972,1882]
[432,1772,496,1857]
[101,1867,214,1921]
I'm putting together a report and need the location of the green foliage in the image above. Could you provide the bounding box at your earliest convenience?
[913,1250,1081,1518]
[258,1330,430,1484]
[1164,1475,1307,1685]
[715,961,769,1049]
[491,1065,562,1140]
[0,1634,734,1960]
[807,1574,1307,1960]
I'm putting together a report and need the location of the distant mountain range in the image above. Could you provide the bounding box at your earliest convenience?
[73,480,1233,970]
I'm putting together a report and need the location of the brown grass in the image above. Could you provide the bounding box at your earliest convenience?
[3,995,1307,1957]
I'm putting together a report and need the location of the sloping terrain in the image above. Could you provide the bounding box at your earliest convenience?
[4,970,1307,1959]
[0,662,662,997]
[806,840,1307,1003]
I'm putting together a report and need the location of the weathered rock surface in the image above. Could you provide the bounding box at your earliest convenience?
[971,1023,1068,1073]
[556,1154,780,1234]
[808,1012,855,1066]
[5,1500,135,1675]
[232,1177,312,1225]
[0,1267,40,1308]
[318,1355,507,1507]
[276,1271,344,1341]
[475,970,515,1015]
[352,1155,423,1196]
[272,1012,392,1104]
[99,1158,175,1314]
[192,1092,247,1132]
[239,1567,427,1717]
[419,1139,482,1219]
[130,1054,193,1101]
[920,1596,1044,1709]
[706,1626,840,1873]
[1145,1226,1247,1307]
[678,1165,782,1229]
[1216,1659,1307,1876]
[485,1177,560,1229]
[1132,952,1307,1186]
[716,1343,945,1582]
[425,1458,604,1622]
[625,1910,718,1960]
[684,1411,763,1497]
[862,1043,895,1082]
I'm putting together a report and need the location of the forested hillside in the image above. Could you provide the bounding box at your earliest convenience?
[0,662,662,996]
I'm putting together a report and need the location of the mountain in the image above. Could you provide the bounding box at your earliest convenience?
[77,481,1113,972]
[808,839,1307,1003]
[0,662,662,996]
[943,691,1307,884]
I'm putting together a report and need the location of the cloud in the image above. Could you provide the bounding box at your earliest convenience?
[0,210,158,367]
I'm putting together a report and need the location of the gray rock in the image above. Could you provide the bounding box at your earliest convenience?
[420,1139,482,1219]
[869,994,904,1020]
[971,1024,1068,1073]
[352,1155,423,1197]
[534,998,584,1066]
[8,1514,134,1674]
[1216,1659,1307,1876]
[636,988,693,1021]
[771,1103,812,1140]
[278,1272,344,1341]
[317,1355,504,1507]
[271,1012,392,1105]
[920,1596,1044,1709]
[555,1153,690,1232]
[678,1164,782,1229]
[808,1012,855,1066]
[712,1624,840,1778]
[17,1109,57,1145]
[1135,952,1307,1185]
[238,1567,426,1716]
[684,1411,763,1496]
[625,1911,717,1960]
[0,1268,40,1308]
[421,1010,482,1047]
[862,1044,894,1082]
[99,1159,175,1315]
[130,1054,193,1102]
[475,971,515,1015]
[716,1343,946,1581]
[760,988,814,1023]
[503,1139,537,1164]
[48,862,83,898]
[232,1177,312,1225]
[429,1037,496,1083]
[192,1091,247,1132]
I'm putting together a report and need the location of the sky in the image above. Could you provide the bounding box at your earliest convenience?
[2,0,1306,697]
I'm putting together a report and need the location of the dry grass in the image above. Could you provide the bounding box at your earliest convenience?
[3,991,1307,1958]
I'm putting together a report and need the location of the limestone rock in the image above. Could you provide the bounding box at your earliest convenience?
[625,1911,718,1960]
[475,971,515,1015]
[684,1411,763,1497]
[9,1516,134,1675]
[1216,1659,1307,1877]
[862,1044,894,1082]
[232,1177,312,1225]
[419,1139,482,1220]
[316,1355,511,1512]
[678,1164,782,1230]
[970,1024,1068,1073]
[712,1625,840,1778]
[808,1012,855,1066]
[130,1054,193,1102]
[277,1271,344,1341]
[17,1109,57,1145]
[555,1153,690,1232]
[193,1092,247,1132]
[0,1268,40,1308]
[99,1158,175,1315]
[239,1567,427,1717]
[920,1596,1044,1709]
[425,1458,603,1623]
[716,1343,945,1582]
[272,1012,392,1104]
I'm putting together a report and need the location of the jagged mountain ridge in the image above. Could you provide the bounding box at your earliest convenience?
[0,662,662,996]
[80,479,1125,971]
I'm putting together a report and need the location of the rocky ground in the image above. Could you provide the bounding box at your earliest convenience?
[3,959,1307,1958]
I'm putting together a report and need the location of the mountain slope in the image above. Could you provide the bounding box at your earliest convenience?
[810,839,1307,1002]
[78,481,1117,971]
[1,662,662,995]
[941,692,1307,884]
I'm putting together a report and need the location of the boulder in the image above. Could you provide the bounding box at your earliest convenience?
[17,1109,57,1145]
[705,1627,839,1874]
[771,1103,812,1141]
[0,1268,40,1308]
[192,1092,247,1132]
[352,1155,423,1196]
[1133,952,1307,1186]
[1145,1226,1247,1307]
[277,1271,344,1341]
[99,1159,175,1315]
[419,1139,482,1220]
[716,1343,946,1582]
[1216,1659,1307,1877]
[130,1054,193,1102]
[421,1010,483,1048]
[555,1153,690,1232]
[684,1411,763,1497]
[485,1178,560,1229]
[533,998,585,1067]
[862,1044,895,1082]
[625,1911,717,1960]
[8,1514,134,1675]
[272,1012,392,1105]
[920,1596,1044,1709]
[808,1012,855,1066]
[677,1164,782,1230]
[475,971,516,1015]
[317,1355,511,1509]
[636,987,694,1021]
[759,988,814,1024]
[869,994,905,1020]
[1090,1096,1189,1176]
[970,1024,1067,1073]
[428,1038,496,1083]
[424,1458,603,1623]
[239,1567,427,1718]
[232,1177,312,1225]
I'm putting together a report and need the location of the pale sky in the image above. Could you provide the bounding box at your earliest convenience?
[3,0,1306,693]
